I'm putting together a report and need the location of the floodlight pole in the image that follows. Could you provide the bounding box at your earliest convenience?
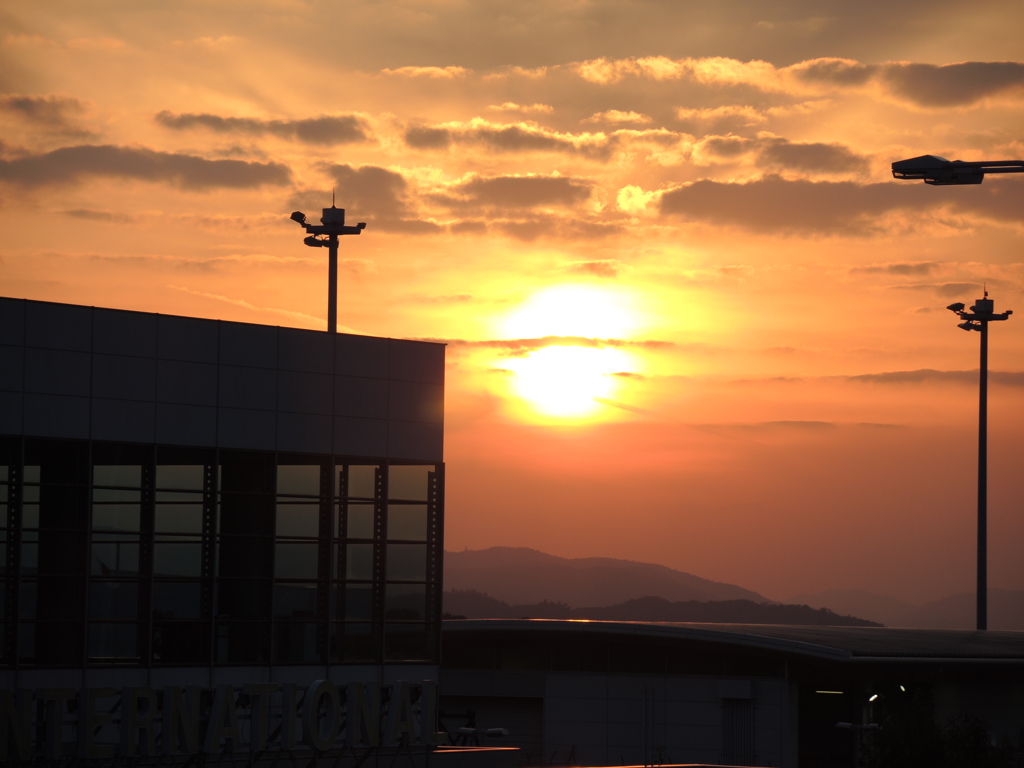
[978,320,987,630]
[327,235,338,334]
[289,204,366,333]
[945,294,1011,631]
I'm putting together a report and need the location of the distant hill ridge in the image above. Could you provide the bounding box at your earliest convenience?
[444,590,881,627]
[788,588,1024,630]
[444,547,770,607]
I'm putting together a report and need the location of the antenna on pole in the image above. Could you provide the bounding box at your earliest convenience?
[288,198,367,333]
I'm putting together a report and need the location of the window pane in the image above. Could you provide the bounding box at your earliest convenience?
[23,465,40,483]
[385,583,426,621]
[92,504,140,532]
[155,503,203,534]
[388,465,431,501]
[216,580,267,620]
[93,466,141,488]
[276,503,319,538]
[346,466,376,499]
[346,504,374,539]
[346,543,373,580]
[274,622,319,663]
[89,623,137,658]
[385,623,429,661]
[156,465,204,490]
[21,542,38,574]
[386,544,426,581]
[274,583,318,620]
[23,503,39,525]
[345,584,373,621]
[387,505,427,541]
[275,543,318,579]
[153,621,206,663]
[89,581,138,619]
[153,582,201,619]
[20,581,36,618]
[154,541,202,577]
[93,488,140,502]
[92,539,139,575]
[216,621,268,663]
[277,465,320,496]
[342,623,377,662]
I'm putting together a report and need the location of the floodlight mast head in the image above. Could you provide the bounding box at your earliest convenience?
[892,155,1024,185]
[289,201,368,334]
[948,291,1011,332]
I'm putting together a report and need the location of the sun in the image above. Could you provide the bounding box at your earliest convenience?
[499,284,638,340]
[492,285,644,419]
[502,346,632,418]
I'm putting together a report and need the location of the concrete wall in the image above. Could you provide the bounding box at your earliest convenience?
[0,298,444,461]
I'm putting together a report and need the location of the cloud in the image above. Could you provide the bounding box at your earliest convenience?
[693,133,867,174]
[756,137,868,174]
[659,175,1024,234]
[310,163,443,235]
[434,175,593,209]
[583,110,652,124]
[381,66,468,79]
[568,55,1024,108]
[60,208,137,223]
[675,105,767,133]
[790,58,1024,107]
[0,144,291,189]
[849,262,939,276]
[155,111,371,145]
[842,369,1024,387]
[888,282,982,297]
[414,335,676,356]
[488,102,553,114]
[565,259,621,277]
[879,61,1024,107]
[404,120,617,159]
[0,94,91,134]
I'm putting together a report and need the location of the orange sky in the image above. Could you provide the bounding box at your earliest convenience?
[2,1,1024,607]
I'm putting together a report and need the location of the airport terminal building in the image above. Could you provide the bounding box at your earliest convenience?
[0,296,459,763]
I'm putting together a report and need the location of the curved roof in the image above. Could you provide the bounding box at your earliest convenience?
[443,619,1024,661]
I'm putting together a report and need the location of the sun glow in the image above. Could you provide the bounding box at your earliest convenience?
[500,284,638,340]
[501,346,633,418]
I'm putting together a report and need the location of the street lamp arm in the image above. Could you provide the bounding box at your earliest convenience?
[892,155,1024,185]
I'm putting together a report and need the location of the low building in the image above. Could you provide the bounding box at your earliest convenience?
[440,619,1024,768]
[0,296,466,764]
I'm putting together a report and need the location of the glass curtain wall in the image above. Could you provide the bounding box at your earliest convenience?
[0,435,442,668]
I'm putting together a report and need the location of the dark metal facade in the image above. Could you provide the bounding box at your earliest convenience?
[0,435,443,668]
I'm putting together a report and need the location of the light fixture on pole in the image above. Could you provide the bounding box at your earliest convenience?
[290,200,366,333]
[893,154,1024,631]
[891,155,1024,185]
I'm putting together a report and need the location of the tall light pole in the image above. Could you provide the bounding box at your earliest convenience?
[893,154,1023,630]
[290,202,366,333]
[945,295,1012,630]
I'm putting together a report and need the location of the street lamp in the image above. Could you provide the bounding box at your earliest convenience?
[891,155,1024,185]
[893,154,1023,630]
[290,201,366,333]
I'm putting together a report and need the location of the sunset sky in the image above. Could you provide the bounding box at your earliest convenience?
[3,1,1024,609]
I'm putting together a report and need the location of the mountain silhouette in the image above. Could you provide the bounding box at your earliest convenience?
[443,590,880,627]
[787,588,1024,630]
[444,547,770,607]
